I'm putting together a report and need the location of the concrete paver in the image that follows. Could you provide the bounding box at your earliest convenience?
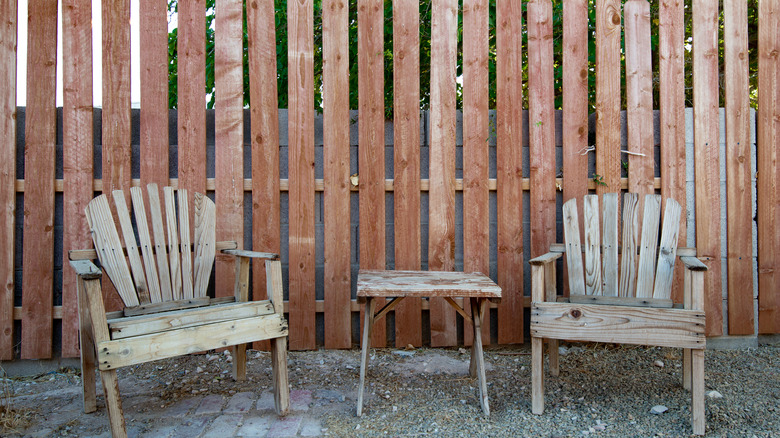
[266,416,303,438]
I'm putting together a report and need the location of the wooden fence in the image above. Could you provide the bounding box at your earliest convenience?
[0,0,778,359]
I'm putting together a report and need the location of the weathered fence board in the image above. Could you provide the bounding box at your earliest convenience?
[463,0,490,346]
[140,0,169,192]
[288,0,316,350]
[0,0,17,360]
[428,0,458,347]
[595,0,622,196]
[21,0,58,359]
[61,0,94,358]
[214,0,244,297]
[323,0,352,349]
[724,0,755,335]
[392,0,423,348]
[693,0,723,336]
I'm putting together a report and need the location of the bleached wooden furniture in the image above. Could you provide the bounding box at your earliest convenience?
[529,193,707,435]
[69,184,289,438]
[356,270,501,416]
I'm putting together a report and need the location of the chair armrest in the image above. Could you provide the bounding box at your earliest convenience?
[69,260,102,280]
[529,251,563,266]
[221,249,280,260]
[680,256,708,271]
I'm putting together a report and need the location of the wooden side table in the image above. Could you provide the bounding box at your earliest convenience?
[356,270,502,416]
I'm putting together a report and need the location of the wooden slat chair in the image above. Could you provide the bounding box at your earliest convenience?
[529,193,707,435]
[69,184,290,438]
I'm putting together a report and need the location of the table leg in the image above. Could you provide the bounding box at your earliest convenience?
[470,297,489,416]
[357,297,376,416]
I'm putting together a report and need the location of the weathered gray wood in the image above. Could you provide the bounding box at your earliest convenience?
[177,189,194,300]
[529,251,564,266]
[111,191,150,303]
[70,260,103,280]
[653,198,682,299]
[130,187,163,303]
[601,193,619,296]
[636,194,662,298]
[146,184,174,301]
[357,297,375,416]
[583,195,602,295]
[222,249,280,260]
[618,193,639,297]
[566,294,674,308]
[68,241,238,261]
[193,192,216,297]
[561,198,585,295]
[122,296,235,317]
[549,243,697,258]
[163,186,182,300]
[356,270,502,298]
[681,256,708,271]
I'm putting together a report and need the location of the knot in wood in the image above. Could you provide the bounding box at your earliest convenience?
[569,308,582,319]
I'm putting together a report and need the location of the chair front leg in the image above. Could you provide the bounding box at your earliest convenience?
[77,276,98,413]
[232,256,251,381]
[531,264,546,415]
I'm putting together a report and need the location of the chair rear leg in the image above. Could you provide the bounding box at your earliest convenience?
[232,343,247,381]
[77,278,97,413]
[99,369,127,438]
[271,336,290,415]
[691,348,705,435]
[548,339,559,377]
[531,336,545,415]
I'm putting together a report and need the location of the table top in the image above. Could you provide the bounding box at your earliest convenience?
[357,270,502,298]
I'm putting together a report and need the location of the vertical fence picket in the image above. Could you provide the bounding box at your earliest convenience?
[214,0,244,297]
[595,0,622,196]
[0,0,17,360]
[462,0,490,346]
[140,0,169,192]
[496,0,524,344]
[288,0,316,350]
[428,0,458,347]
[61,0,94,358]
[323,0,351,349]
[21,0,57,359]
[757,0,780,334]
[392,0,423,348]
[693,0,723,336]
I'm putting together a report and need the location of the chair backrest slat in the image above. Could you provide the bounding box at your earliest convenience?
[178,189,195,300]
[193,191,216,297]
[130,187,163,303]
[111,191,151,304]
[635,194,662,298]
[85,195,140,307]
[562,199,586,295]
[618,193,639,297]
[147,184,174,301]
[601,193,619,296]
[583,195,603,295]
[163,187,183,300]
[652,198,682,299]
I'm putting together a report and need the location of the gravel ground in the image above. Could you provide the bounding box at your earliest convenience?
[1,343,778,437]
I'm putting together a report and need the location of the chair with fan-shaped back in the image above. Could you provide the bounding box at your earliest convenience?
[529,193,707,435]
[69,184,289,438]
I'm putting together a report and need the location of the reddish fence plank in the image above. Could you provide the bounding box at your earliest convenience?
[214,0,244,297]
[757,0,780,334]
[462,0,490,346]
[61,0,94,358]
[140,0,169,191]
[528,0,556,260]
[724,0,754,335]
[624,1,653,209]
[496,0,523,344]
[428,0,458,347]
[659,0,686,303]
[178,0,207,196]
[693,0,723,336]
[288,0,316,350]
[21,0,57,359]
[358,0,386,348]
[392,0,422,348]
[323,0,351,349]
[595,0,622,196]
[0,0,17,360]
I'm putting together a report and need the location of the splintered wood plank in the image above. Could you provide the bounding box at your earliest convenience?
[358,0,386,348]
[583,195,603,296]
[147,185,174,301]
[562,199,585,296]
[178,0,207,196]
[595,0,622,195]
[652,198,682,300]
[20,0,57,359]
[618,193,639,298]
[357,270,501,298]
[61,0,94,358]
[462,0,490,346]
[496,0,524,344]
[601,193,619,296]
[193,192,217,297]
[392,0,422,348]
[112,191,151,304]
[624,1,654,204]
[139,0,169,191]
[428,0,458,347]
[178,190,194,300]
[527,0,556,260]
[658,0,687,303]
[724,0,754,335]
[130,187,163,303]
[288,0,316,350]
[323,0,351,349]
[163,187,182,300]
[757,0,780,334]
[101,0,132,312]
[693,0,723,336]
[636,194,661,298]
[0,0,16,360]
[247,0,280,346]
[215,0,244,299]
